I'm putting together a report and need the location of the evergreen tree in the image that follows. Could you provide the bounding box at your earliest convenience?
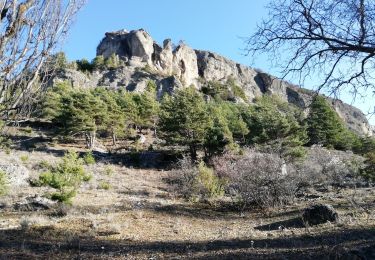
[91,88,125,146]
[306,96,349,149]
[204,104,234,157]
[55,90,107,149]
[116,90,140,133]
[216,102,249,142]
[159,87,211,160]
[41,81,73,121]
[105,53,120,69]
[49,52,68,70]
[76,58,94,73]
[92,55,106,70]
[135,81,160,131]
[246,95,304,144]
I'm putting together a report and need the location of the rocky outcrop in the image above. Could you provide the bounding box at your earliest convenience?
[196,50,261,101]
[97,29,199,87]
[54,29,372,136]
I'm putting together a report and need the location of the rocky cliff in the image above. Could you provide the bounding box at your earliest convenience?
[51,29,373,136]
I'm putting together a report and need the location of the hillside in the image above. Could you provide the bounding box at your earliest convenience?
[50,29,373,136]
[1,28,375,259]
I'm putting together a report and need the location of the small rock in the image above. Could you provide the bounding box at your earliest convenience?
[302,203,338,226]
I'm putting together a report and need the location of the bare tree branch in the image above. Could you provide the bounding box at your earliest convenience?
[0,0,86,121]
[246,0,375,99]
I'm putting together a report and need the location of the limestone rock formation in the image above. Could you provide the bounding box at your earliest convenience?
[53,28,373,136]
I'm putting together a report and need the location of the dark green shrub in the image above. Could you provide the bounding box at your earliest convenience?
[76,58,94,73]
[37,150,91,204]
[169,157,225,201]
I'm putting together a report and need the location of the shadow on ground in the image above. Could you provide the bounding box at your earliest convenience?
[0,226,374,259]
[8,133,180,169]
[255,217,305,231]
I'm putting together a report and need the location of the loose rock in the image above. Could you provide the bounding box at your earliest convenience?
[302,203,338,226]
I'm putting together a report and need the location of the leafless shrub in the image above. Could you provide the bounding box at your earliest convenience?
[168,156,198,199]
[212,149,298,210]
[293,146,364,189]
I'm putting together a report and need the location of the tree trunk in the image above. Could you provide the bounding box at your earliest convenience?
[86,130,96,150]
[112,132,117,146]
[85,132,90,149]
[189,144,197,162]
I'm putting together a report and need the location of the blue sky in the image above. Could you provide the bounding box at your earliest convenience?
[62,0,374,124]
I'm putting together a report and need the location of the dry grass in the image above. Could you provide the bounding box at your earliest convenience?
[0,147,374,259]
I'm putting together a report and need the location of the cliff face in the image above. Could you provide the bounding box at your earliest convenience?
[53,29,373,136]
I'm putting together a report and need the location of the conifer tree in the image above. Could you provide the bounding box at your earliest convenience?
[306,96,348,149]
[159,87,211,160]
[56,90,107,149]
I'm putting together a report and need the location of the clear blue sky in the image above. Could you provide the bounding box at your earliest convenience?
[62,0,374,125]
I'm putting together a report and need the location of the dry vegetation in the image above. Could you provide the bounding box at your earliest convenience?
[0,124,374,259]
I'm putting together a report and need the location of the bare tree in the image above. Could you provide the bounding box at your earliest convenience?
[246,0,375,102]
[0,0,85,120]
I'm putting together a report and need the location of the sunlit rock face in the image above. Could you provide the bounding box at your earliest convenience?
[55,29,373,136]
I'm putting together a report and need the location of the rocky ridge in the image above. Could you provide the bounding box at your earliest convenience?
[51,29,373,136]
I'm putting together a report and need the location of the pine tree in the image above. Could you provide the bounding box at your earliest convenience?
[246,95,302,144]
[92,55,105,70]
[91,88,125,146]
[204,104,234,157]
[55,89,108,149]
[306,96,348,149]
[159,87,211,160]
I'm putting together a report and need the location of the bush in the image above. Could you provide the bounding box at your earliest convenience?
[104,165,115,176]
[20,155,29,163]
[83,151,95,165]
[37,150,91,204]
[169,157,225,201]
[212,149,297,209]
[168,156,199,199]
[98,181,111,190]
[0,170,8,196]
[197,162,225,199]
[293,146,364,188]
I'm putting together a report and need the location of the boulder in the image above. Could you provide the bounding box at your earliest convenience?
[302,203,338,226]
